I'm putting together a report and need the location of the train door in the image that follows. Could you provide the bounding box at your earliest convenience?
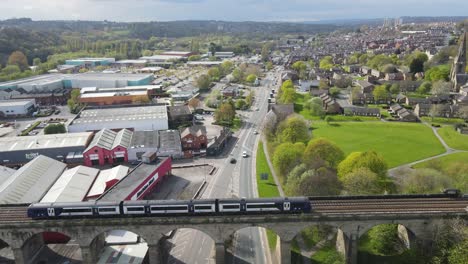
[283,202,291,211]
[47,208,55,217]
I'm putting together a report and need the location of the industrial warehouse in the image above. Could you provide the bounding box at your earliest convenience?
[68,105,168,132]
[0,132,93,166]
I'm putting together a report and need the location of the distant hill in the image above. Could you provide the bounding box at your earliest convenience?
[0,19,339,39]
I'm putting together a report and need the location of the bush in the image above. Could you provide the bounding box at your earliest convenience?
[44,123,67,134]
[20,121,41,136]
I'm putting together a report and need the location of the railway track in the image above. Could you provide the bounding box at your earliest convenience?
[0,198,466,224]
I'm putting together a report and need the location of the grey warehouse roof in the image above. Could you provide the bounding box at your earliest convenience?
[85,129,133,152]
[0,155,67,204]
[0,132,93,152]
[73,105,168,126]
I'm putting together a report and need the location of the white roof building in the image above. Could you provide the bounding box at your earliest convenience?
[0,166,16,183]
[41,166,99,203]
[86,165,129,199]
[0,155,66,204]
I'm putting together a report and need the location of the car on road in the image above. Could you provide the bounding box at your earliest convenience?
[230,158,237,164]
[253,131,259,135]
[242,151,248,158]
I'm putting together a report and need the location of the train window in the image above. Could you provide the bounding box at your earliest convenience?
[126,207,145,212]
[222,204,240,209]
[151,206,187,211]
[194,205,213,210]
[98,207,117,212]
[247,204,276,209]
[62,208,92,213]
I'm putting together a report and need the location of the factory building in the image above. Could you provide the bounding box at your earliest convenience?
[83,129,133,166]
[99,157,172,201]
[0,132,93,166]
[68,105,168,132]
[0,99,37,117]
[128,131,159,161]
[40,166,99,203]
[65,58,116,67]
[63,73,154,89]
[0,155,67,204]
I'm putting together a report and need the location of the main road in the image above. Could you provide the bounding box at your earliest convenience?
[167,70,279,264]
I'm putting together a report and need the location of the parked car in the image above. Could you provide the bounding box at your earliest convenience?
[242,151,248,158]
[230,158,237,164]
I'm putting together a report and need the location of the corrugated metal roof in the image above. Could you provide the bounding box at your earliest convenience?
[41,166,99,203]
[0,132,93,152]
[0,166,16,183]
[85,129,133,152]
[86,165,129,199]
[0,155,66,204]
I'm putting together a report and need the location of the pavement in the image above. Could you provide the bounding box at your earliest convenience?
[167,71,279,264]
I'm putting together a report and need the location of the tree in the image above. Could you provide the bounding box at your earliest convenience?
[304,97,325,117]
[389,84,400,95]
[246,91,254,107]
[265,61,273,71]
[406,51,428,73]
[232,68,245,83]
[325,116,334,125]
[196,74,212,91]
[204,89,221,108]
[381,64,398,73]
[188,98,200,110]
[245,74,257,84]
[1,65,21,75]
[292,61,308,80]
[429,104,445,121]
[7,51,29,71]
[319,56,334,70]
[367,54,394,70]
[425,65,450,82]
[334,76,352,88]
[397,168,452,194]
[235,99,247,110]
[368,224,405,255]
[277,115,310,144]
[188,55,201,61]
[214,102,236,125]
[319,79,330,90]
[341,168,383,195]
[33,58,42,66]
[329,87,341,98]
[261,43,272,62]
[278,88,296,104]
[273,142,305,177]
[285,167,342,196]
[417,81,432,94]
[338,151,388,179]
[373,85,389,103]
[431,81,451,96]
[207,67,221,81]
[303,138,344,169]
[220,61,234,76]
[44,123,67,134]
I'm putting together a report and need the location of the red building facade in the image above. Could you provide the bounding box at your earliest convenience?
[83,129,133,166]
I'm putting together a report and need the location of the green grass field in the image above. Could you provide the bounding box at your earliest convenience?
[437,126,468,150]
[412,152,468,169]
[421,117,465,125]
[311,121,445,168]
[256,141,280,249]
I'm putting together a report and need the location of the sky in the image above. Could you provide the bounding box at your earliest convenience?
[1,0,468,22]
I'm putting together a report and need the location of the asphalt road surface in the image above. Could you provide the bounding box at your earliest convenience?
[167,71,278,264]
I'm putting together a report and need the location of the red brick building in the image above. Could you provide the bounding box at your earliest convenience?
[180,125,208,158]
[83,129,133,166]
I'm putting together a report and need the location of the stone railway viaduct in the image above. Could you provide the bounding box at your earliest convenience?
[0,209,467,264]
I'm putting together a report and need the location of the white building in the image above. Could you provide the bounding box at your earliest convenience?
[0,99,36,117]
[68,105,169,132]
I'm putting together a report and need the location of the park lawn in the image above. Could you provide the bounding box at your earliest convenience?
[311,121,445,168]
[437,126,468,151]
[413,152,468,169]
[256,141,280,250]
[421,117,465,125]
